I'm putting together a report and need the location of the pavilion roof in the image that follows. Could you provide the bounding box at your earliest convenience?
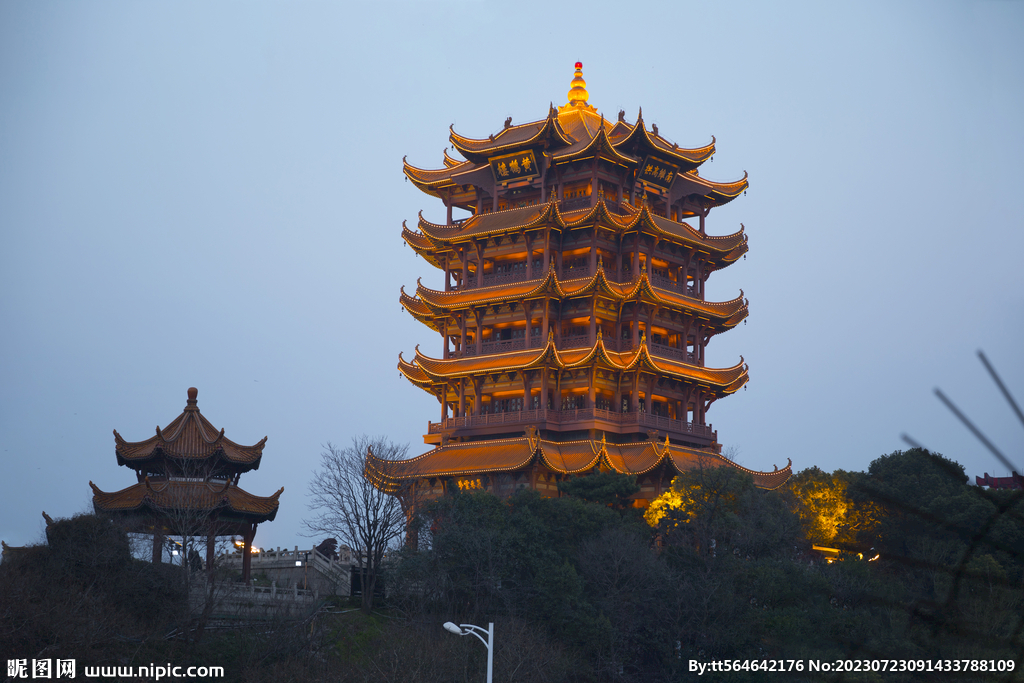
[365,434,790,490]
[113,388,266,473]
[404,65,744,208]
[398,334,749,395]
[90,479,283,523]
[407,265,748,325]
[404,199,748,263]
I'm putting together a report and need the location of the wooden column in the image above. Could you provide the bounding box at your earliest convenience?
[522,371,531,409]
[522,300,531,346]
[631,303,640,347]
[543,228,551,272]
[525,233,534,279]
[632,233,640,275]
[460,247,468,289]
[630,372,639,412]
[589,295,597,345]
[459,313,466,356]
[588,366,596,408]
[475,308,483,356]
[542,298,550,340]
[474,377,483,416]
[152,528,164,564]
[647,375,656,414]
[589,227,597,274]
[242,523,256,585]
[458,378,466,417]
[541,367,549,410]
[474,241,485,288]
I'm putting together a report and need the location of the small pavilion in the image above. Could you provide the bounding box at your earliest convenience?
[91,387,283,583]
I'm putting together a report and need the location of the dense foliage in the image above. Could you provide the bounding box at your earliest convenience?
[2,448,1021,682]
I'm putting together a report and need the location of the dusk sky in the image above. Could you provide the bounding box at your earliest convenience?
[2,1,1021,552]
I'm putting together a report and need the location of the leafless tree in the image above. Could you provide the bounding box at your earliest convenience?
[304,436,409,613]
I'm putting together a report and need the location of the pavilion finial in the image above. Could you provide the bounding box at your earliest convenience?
[567,61,588,108]
[185,387,198,411]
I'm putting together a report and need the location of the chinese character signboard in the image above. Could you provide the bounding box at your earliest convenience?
[489,150,539,184]
[638,156,679,191]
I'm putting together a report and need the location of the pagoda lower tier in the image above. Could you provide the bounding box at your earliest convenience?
[366,431,793,506]
[400,333,747,450]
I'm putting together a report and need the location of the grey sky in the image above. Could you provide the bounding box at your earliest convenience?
[2,1,1021,551]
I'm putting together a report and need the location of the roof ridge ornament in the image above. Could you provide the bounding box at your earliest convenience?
[566,61,589,108]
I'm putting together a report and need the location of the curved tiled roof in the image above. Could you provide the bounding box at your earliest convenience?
[365,435,790,490]
[398,336,749,395]
[408,267,748,325]
[90,480,283,522]
[449,115,573,161]
[114,388,266,472]
[611,108,716,167]
[404,200,747,265]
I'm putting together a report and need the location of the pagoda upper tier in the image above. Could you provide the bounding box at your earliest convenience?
[404,78,747,222]
[113,387,267,479]
[401,264,749,333]
[400,333,748,395]
[403,200,748,271]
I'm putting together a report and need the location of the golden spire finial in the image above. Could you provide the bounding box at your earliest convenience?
[567,61,588,108]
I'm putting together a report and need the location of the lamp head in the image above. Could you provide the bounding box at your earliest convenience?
[443,622,463,635]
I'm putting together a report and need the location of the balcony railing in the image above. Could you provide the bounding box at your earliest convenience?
[649,343,696,364]
[428,408,715,440]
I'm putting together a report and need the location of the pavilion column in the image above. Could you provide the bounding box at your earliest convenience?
[613,374,622,413]
[440,390,446,421]
[522,372,531,410]
[460,247,468,289]
[242,523,256,585]
[542,298,550,340]
[540,367,549,411]
[152,528,164,564]
[522,300,531,346]
[525,234,534,279]
[443,256,450,292]
[632,234,640,276]
[630,372,639,412]
[543,229,551,272]
[589,228,597,274]
[589,296,597,345]
[443,319,450,358]
[631,304,640,347]
[445,190,453,225]
[475,309,483,356]
[458,378,466,417]
[647,375,656,414]
[475,242,485,288]
[459,313,466,355]
[588,367,596,408]
[474,378,483,416]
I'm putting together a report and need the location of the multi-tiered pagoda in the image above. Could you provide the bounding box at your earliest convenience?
[91,388,283,582]
[368,64,790,504]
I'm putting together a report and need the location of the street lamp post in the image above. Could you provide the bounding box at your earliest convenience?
[443,621,493,683]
